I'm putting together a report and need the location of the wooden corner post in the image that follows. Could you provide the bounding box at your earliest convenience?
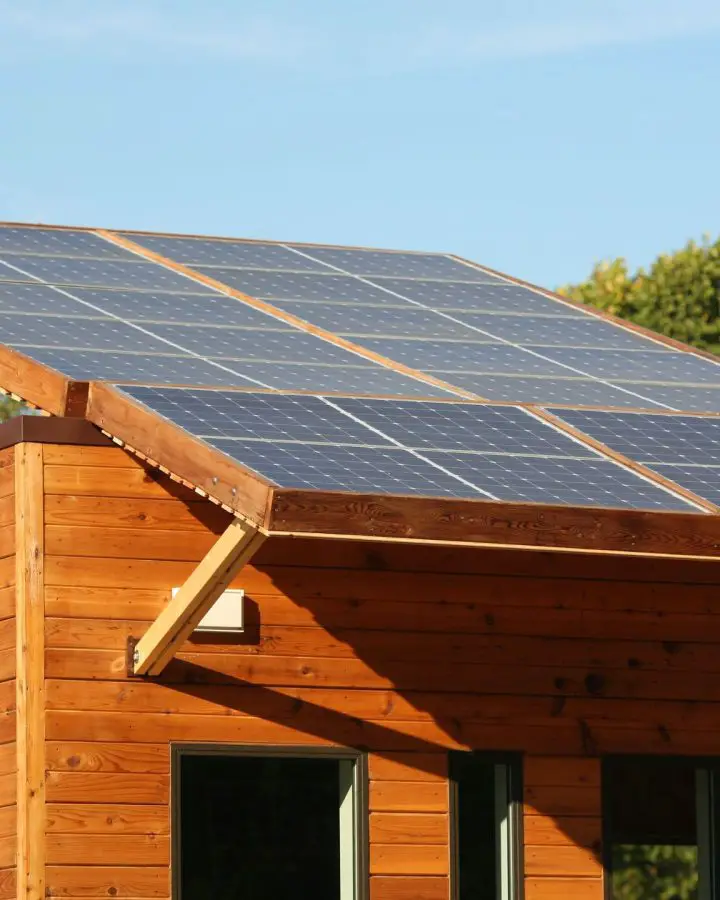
[15,444,45,900]
[131,517,267,677]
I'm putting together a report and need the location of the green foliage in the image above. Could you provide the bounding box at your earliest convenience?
[611,844,698,900]
[0,395,23,423]
[559,236,720,354]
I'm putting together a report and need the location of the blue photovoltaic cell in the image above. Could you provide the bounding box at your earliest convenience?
[209,439,484,496]
[0,283,91,315]
[650,465,720,505]
[121,234,333,271]
[190,268,403,304]
[0,314,172,354]
[432,373,662,408]
[550,409,720,465]
[292,246,496,281]
[419,452,692,510]
[70,288,294,328]
[210,362,453,397]
[272,301,480,338]
[0,255,214,293]
[122,387,395,443]
[448,314,657,349]
[331,397,596,456]
[369,278,585,314]
[0,227,135,259]
[25,348,259,387]
[540,348,713,383]
[619,385,720,413]
[357,339,571,376]
[148,325,366,365]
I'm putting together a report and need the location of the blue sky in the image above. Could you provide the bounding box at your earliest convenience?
[1,0,719,287]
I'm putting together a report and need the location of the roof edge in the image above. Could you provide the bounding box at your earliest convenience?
[0,415,110,450]
[268,488,720,559]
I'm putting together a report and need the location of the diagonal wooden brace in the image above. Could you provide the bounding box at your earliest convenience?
[131,517,267,676]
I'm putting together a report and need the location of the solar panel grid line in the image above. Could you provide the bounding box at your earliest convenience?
[0,260,276,392]
[282,243,680,411]
[530,406,717,512]
[96,229,480,401]
[317,395,500,500]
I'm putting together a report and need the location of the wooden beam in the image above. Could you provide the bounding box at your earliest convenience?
[132,518,266,676]
[0,345,88,416]
[268,488,720,559]
[15,444,46,900]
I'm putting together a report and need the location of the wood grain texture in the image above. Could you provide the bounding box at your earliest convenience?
[371,876,449,900]
[15,443,45,900]
[0,345,75,416]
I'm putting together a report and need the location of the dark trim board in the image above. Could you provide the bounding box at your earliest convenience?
[0,415,110,449]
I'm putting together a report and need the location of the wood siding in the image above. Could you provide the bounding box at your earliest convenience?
[0,448,14,898]
[30,443,720,899]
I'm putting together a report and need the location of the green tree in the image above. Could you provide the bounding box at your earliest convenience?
[0,395,22,422]
[559,236,720,353]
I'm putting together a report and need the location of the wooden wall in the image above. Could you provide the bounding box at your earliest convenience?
[0,448,14,899]
[19,441,720,900]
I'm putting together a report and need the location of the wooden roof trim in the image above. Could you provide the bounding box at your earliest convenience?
[0,416,110,449]
[527,405,718,514]
[268,488,720,558]
[449,253,720,366]
[85,381,274,527]
[94,229,482,402]
[0,345,88,416]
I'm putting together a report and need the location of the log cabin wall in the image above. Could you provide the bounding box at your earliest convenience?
[22,440,720,900]
[0,448,14,899]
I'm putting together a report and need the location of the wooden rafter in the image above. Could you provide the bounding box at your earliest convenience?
[131,517,267,676]
[0,345,88,416]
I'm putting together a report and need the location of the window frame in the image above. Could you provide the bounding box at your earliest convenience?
[602,754,720,900]
[449,751,524,900]
[171,743,369,900]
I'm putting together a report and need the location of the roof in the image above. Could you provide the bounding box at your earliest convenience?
[0,221,719,559]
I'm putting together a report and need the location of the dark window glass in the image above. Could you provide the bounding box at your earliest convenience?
[178,754,344,900]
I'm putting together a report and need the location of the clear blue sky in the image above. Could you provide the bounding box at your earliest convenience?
[1,0,719,288]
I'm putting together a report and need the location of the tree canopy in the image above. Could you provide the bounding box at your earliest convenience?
[558,235,720,354]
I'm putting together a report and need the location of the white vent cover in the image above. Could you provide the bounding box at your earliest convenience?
[171,587,245,633]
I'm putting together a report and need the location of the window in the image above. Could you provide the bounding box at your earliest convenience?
[450,752,522,900]
[173,746,366,900]
[604,757,719,900]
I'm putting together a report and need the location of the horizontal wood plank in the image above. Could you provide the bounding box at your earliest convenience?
[525,877,602,900]
[46,772,169,805]
[370,813,448,845]
[46,742,169,774]
[525,845,603,878]
[525,785,601,818]
[525,757,600,787]
[370,783,448,813]
[46,803,169,835]
[371,844,449,876]
[45,865,169,898]
[47,833,169,866]
[370,876,449,900]
[524,815,601,850]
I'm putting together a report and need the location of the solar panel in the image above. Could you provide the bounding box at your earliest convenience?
[650,465,720,505]
[367,278,586,314]
[209,439,484,496]
[432,373,663,408]
[121,234,333,271]
[68,289,280,327]
[549,409,720,464]
[622,385,720,413]
[419,452,692,510]
[0,255,213,292]
[146,325,359,365]
[541,348,713,383]
[25,348,259,387]
[123,387,393,443]
[288,246,496,281]
[271,302,481,338]
[0,314,172,353]
[188,269,402,304]
[358,339,570,376]
[0,226,136,259]
[331,397,597,456]
[447,313,661,349]
[0,283,91,315]
[205,362,455,397]
[119,386,695,510]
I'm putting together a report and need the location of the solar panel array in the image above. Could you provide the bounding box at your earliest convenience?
[0,223,717,512]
